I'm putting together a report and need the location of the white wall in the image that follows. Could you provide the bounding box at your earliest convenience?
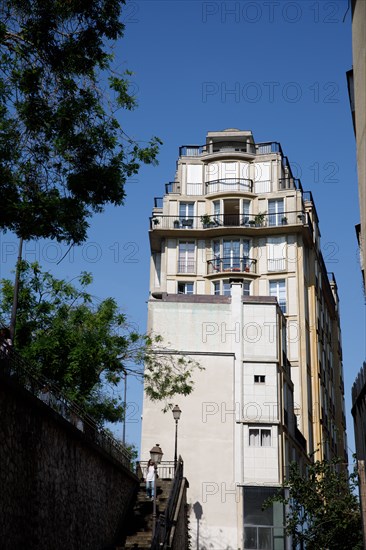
[142,298,283,549]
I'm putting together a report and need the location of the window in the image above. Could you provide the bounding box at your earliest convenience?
[267,237,286,272]
[213,281,220,295]
[223,239,240,270]
[186,165,203,195]
[254,375,265,384]
[244,486,285,550]
[242,239,250,271]
[243,280,251,296]
[244,526,272,550]
[213,279,251,296]
[211,239,252,273]
[242,200,251,225]
[249,428,271,447]
[178,242,195,273]
[223,279,231,296]
[179,202,194,227]
[269,280,286,313]
[178,282,194,295]
[213,200,221,223]
[268,199,284,226]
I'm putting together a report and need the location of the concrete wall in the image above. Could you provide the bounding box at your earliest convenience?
[141,293,286,549]
[0,374,138,550]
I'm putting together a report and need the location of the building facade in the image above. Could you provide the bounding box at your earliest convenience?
[349,0,366,543]
[141,129,347,549]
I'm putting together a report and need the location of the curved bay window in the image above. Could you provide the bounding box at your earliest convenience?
[209,239,256,275]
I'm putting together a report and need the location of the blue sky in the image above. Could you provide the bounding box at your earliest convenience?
[1,0,364,456]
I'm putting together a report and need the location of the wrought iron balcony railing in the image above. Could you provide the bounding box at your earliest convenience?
[150,211,309,230]
[206,178,253,194]
[163,175,303,196]
[179,141,283,157]
[207,257,257,275]
[177,260,196,274]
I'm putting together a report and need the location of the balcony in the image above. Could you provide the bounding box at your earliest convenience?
[164,176,303,197]
[179,141,282,157]
[267,258,286,272]
[150,211,308,230]
[207,257,257,275]
[206,178,253,194]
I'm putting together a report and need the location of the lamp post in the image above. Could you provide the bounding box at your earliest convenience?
[172,404,181,471]
[150,443,163,538]
[122,367,127,445]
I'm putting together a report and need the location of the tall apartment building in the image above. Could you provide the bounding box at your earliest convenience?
[141,129,347,549]
[349,0,366,543]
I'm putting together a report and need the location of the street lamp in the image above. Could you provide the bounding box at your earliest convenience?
[150,443,163,537]
[122,367,127,445]
[172,404,182,471]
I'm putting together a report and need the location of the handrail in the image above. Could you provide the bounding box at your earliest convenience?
[0,344,131,468]
[151,457,184,549]
[139,460,175,480]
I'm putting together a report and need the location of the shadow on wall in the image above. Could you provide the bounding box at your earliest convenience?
[192,501,234,550]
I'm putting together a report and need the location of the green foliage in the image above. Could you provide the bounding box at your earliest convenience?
[267,456,363,549]
[0,262,202,423]
[0,0,162,243]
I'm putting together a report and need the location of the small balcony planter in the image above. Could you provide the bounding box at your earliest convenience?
[152,218,160,226]
[281,217,288,225]
[200,214,214,228]
[254,212,266,227]
[173,220,180,228]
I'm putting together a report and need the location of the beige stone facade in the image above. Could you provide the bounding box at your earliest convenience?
[142,129,347,549]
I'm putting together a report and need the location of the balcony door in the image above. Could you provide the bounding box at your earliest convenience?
[224,199,240,226]
[268,199,284,227]
[223,239,240,270]
[178,241,195,273]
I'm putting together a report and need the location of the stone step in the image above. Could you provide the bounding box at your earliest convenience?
[116,479,173,549]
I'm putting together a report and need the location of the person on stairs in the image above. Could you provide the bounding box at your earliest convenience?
[145,459,155,499]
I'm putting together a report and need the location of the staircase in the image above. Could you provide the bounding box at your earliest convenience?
[117,478,172,550]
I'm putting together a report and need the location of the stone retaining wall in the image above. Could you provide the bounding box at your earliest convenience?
[0,374,138,550]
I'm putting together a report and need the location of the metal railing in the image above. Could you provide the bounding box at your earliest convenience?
[165,182,181,194]
[179,141,283,157]
[0,345,131,468]
[151,457,184,549]
[138,460,175,480]
[206,178,253,194]
[267,258,286,272]
[207,257,257,275]
[150,211,308,230]
[177,260,196,274]
[278,177,303,193]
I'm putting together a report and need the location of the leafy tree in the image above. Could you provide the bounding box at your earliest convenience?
[267,456,363,550]
[0,0,161,243]
[0,262,202,424]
